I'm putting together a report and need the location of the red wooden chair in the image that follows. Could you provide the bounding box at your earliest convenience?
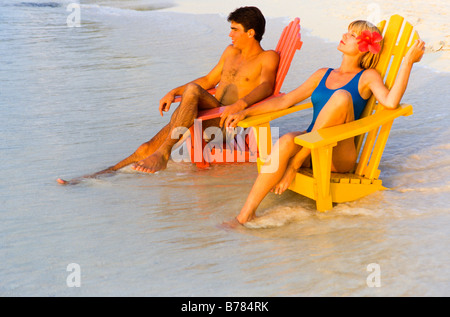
[177,18,303,168]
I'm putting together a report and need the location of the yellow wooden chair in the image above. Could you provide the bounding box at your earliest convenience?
[237,15,418,211]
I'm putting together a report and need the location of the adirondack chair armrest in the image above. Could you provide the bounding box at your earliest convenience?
[237,101,313,128]
[294,104,413,149]
[175,92,291,122]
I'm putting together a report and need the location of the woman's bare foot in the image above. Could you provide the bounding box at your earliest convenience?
[273,164,298,195]
[219,217,242,229]
[234,204,257,225]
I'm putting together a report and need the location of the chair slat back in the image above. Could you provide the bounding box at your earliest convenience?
[273,18,303,95]
[354,15,418,177]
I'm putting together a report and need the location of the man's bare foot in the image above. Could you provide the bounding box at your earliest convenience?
[273,165,297,195]
[132,151,169,173]
[56,178,82,185]
[57,167,116,185]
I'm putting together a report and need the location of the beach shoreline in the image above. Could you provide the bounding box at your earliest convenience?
[163,0,449,73]
[1,0,449,297]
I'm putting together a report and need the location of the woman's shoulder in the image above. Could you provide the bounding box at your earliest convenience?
[358,68,385,99]
[312,67,330,78]
[299,68,331,89]
[317,67,332,73]
[361,68,382,80]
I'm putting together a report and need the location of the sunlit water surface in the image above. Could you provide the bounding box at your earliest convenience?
[1,0,449,296]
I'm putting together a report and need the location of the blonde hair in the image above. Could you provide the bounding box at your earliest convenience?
[348,20,384,69]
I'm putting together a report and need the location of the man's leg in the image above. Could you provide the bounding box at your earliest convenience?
[56,121,173,184]
[57,84,219,184]
[133,83,221,173]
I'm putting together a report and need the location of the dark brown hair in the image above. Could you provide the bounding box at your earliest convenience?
[227,7,266,42]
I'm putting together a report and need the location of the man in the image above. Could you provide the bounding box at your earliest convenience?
[57,6,279,184]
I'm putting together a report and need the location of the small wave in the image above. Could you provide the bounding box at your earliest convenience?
[396,184,450,193]
[128,3,175,12]
[79,4,143,17]
[80,3,175,16]
[244,205,311,229]
[15,2,61,8]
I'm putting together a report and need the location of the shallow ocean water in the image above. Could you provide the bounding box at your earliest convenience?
[1,0,449,296]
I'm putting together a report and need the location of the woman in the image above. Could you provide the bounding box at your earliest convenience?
[224,20,425,225]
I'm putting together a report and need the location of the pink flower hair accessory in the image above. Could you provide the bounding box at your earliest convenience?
[356,30,383,54]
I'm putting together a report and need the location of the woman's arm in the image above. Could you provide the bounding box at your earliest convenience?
[224,68,328,127]
[367,39,425,109]
[219,50,280,127]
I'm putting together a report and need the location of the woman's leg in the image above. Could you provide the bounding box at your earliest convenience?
[236,131,304,224]
[234,89,359,224]
[313,89,357,172]
[272,89,357,195]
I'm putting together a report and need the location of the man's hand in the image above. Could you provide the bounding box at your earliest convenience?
[159,91,176,116]
[219,99,247,127]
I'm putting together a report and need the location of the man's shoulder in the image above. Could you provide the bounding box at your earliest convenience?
[260,49,280,61]
[223,46,279,58]
[262,49,279,56]
[223,44,238,55]
[258,49,280,69]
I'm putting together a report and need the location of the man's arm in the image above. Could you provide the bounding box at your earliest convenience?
[158,47,228,116]
[219,50,279,127]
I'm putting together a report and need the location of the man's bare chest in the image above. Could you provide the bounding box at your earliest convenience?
[221,58,261,83]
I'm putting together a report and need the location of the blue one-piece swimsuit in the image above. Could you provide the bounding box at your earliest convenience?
[306,68,369,132]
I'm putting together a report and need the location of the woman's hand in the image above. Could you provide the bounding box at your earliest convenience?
[405,39,425,64]
[219,100,247,128]
[223,110,247,128]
